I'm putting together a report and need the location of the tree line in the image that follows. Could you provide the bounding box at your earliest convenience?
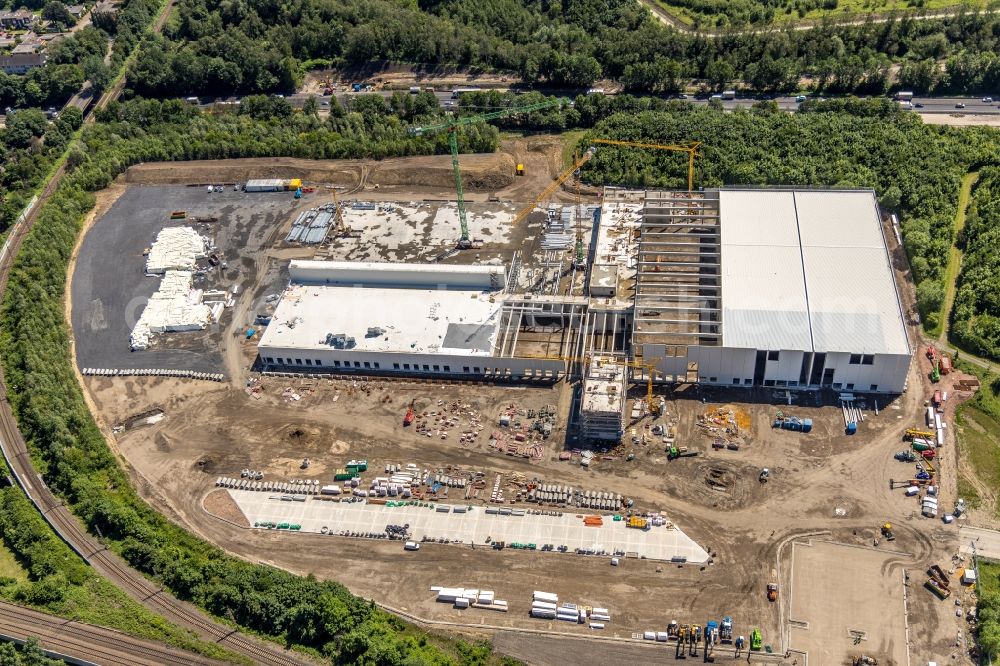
[951,167,1000,360]
[123,0,1000,97]
[1,96,512,665]
[0,463,239,661]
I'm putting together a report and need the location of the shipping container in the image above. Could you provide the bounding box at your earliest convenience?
[320,485,342,495]
[926,406,935,427]
[936,429,945,447]
[532,601,558,611]
[643,631,656,640]
[590,622,605,629]
[245,179,286,192]
[455,598,470,608]
[531,609,557,619]
[533,591,559,603]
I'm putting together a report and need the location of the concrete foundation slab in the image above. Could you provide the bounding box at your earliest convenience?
[229,491,709,563]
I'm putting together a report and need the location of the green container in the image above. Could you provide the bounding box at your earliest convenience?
[277,522,290,530]
[911,441,933,452]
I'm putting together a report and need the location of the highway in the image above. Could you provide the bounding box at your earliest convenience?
[199,90,1000,116]
[0,599,229,666]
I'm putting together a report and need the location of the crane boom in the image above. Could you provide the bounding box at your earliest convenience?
[591,138,701,192]
[411,97,571,248]
[509,147,595,229]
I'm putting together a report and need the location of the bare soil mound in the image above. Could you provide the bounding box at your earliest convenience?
[125,153,515,191]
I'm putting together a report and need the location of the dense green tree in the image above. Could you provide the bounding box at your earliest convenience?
[41,0,75,30]
[118,0,1000,97]
[4,110,48,149]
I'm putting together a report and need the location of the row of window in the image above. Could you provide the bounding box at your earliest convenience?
[261,357,554,377]
[697,376,882,391]
[767,351,876,366]
[764,379,879,391]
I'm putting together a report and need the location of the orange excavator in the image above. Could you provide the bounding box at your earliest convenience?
[403,401,416,427]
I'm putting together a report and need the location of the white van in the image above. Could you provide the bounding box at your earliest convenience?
[404,541,420,551]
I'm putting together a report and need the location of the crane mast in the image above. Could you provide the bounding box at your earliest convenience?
[410,97,571,248]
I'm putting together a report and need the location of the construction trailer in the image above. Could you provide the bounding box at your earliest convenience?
[244,178,302,192]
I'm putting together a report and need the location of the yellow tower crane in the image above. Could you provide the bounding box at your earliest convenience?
[591,138,701,192]
[509,147,596,228]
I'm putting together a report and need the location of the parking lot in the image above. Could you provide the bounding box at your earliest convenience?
[229,490,709,563]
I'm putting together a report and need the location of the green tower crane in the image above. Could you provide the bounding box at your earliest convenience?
[410,97,571,249]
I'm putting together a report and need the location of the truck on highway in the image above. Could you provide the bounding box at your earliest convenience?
[895,91,914,101]
[721,90,736,100]
[451,87,481,99]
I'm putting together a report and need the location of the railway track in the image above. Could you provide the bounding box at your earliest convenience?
[0,600,228,666]
[0,33,313,666]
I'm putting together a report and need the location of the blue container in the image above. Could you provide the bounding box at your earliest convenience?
[846,421,857,435]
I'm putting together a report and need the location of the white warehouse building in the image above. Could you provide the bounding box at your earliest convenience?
[257,260,566,379]
[632,188,911,394]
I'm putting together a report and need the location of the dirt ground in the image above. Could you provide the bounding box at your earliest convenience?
[125,154,517,193]
[70,144,978,665]
[299,67,517,95]
[82,349,966,664]
[920,113,1000,128]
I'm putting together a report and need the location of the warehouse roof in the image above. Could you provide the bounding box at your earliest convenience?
[259,261,505,356]
[718,189,909,355]
[720,191,811,351]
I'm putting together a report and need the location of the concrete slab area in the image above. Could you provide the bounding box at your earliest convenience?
[229,490,709,563]
[789,540,908,665]
[959,525,1000,559]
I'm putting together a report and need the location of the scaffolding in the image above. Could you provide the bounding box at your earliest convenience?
[632,190,722,358]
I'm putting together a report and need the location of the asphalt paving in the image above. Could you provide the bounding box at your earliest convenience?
[197,90,1000,116]
[71,186,294,374]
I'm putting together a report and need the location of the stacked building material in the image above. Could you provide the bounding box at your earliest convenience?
[145,227,206,274]
[130,270,211,350]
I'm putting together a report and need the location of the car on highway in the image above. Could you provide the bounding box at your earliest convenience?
[956,102,966,108]
[984,97,994,104]
[915,102,924,108]
[795,95,807,103]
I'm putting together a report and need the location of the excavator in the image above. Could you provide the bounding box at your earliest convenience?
[766,583,778,602]
[881,523,895,541]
